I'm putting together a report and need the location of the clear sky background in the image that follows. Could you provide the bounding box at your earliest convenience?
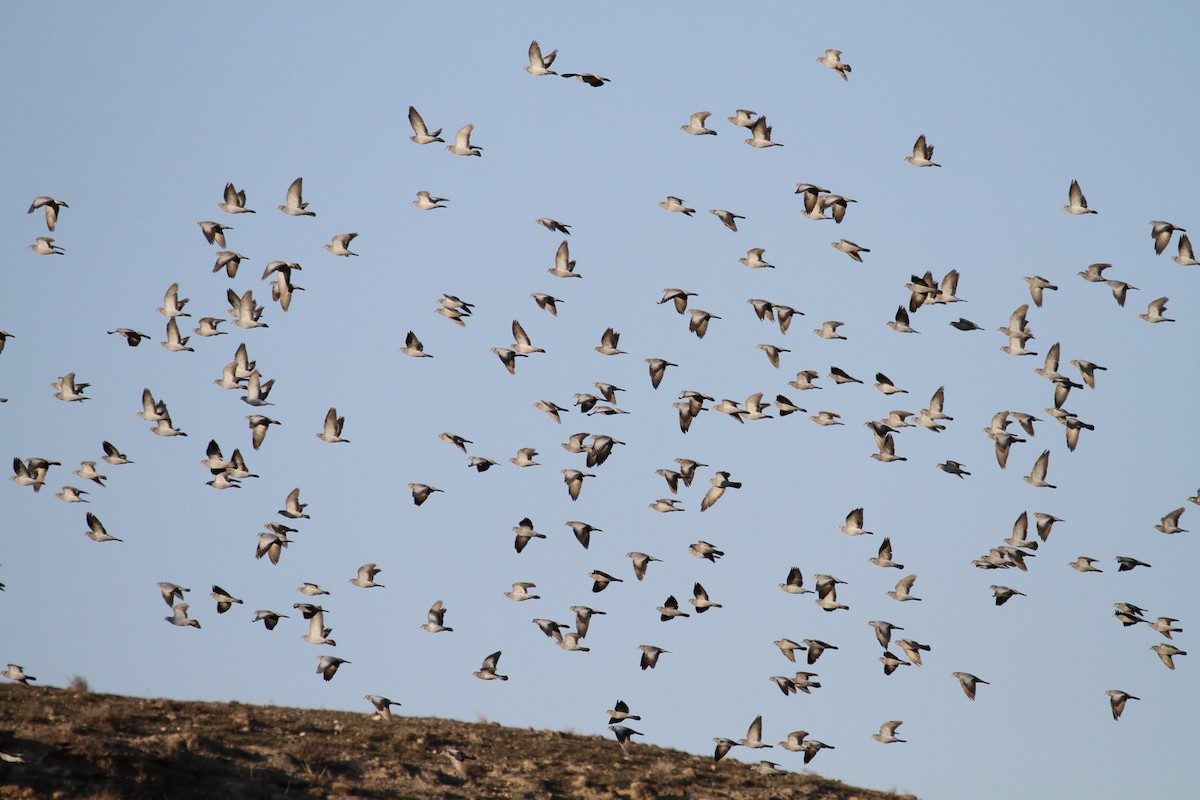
[3,4,1197,799]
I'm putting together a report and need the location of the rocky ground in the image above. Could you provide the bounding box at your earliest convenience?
[0,684,915,800]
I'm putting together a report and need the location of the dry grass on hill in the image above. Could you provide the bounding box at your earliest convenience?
[0,684,916,800]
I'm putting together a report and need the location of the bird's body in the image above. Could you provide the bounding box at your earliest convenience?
[365,695,400,720]
[659,196,695,216]
[952,671,989,700]
[85,512,121,542]
[905,134,941,167]
[817,49,851,80]
[873,720,905,743]
[28,196,68,230]
[682,111,717,135]
[607,700,640,724]
[1024,450,1055,488]
[657,594,690,621]
[446,124,483,156]
[690,582,722,612]
[739,715,772,749]
[420,600,452,633]
[1156,507,1187,534]
[108,328,150,347]
[898,638,932,667]
[744,116,782,148]
[165,603,200,628]
[1105,690,1139,721]
[210,585,244,614]
[1063,179,1096,214]
[277,177,314,216]
[503,582,540,601]
[349,563,384,588]
[3,664,36,685]
[407,106,443,144]
[869,620,903,649]
[413,191,448,210]
[728,109,758,127]
[710,209,745,231]
[938,460,971,479]
[562,72,611,87]
[1173,234,1199,266]
[779,566,813,595]
[474,650,508,681]
[525,40,557,75]
[589,570,623,593]
[535,217,571,236]
[29,236,64,255]
[1152,643,1186,670]
[991,585,1026,605]
[832,239,869,262]
[316,407,349,443]
[530,293,562,316]
[324,232,358,257]
[1148,617,1183,639]
[56,485,88,503]
[316,656,349,681]
[1140,296,1175,323]
[888,574,922,602]
[740,248,774,269]
[512,518,546,553]
[688,309,720,338]
[400,330,432,358]
[548,240,580,278]
[608,725,642,754]
[700,471,741,511]
[279,488,310,519]
[410,484,444,503]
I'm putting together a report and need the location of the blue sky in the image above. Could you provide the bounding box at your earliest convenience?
[3,4,1198,798]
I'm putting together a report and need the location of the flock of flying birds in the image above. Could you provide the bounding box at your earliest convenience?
[4,38,1195,779]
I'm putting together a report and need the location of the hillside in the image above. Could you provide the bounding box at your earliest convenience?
[0,684,914,800]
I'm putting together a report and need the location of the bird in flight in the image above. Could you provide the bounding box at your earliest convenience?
[905,134,941,167]
[278,177,315,216]
[1063,179,1097,214]
[525,40,557,76]
[407,106,443,144]
[817,49,852,80]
